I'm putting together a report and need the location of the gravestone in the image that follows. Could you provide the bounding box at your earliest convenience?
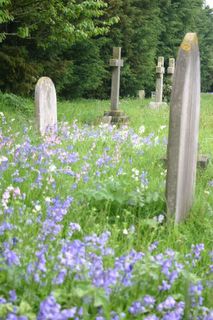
[151,91,156,100]
[102,115,112,125]
[167,58,175,83]
[148,57,167,109]
[35,77,57,135]
[104,47,128,123]
[138,90,145,99]
[166,33,200,223]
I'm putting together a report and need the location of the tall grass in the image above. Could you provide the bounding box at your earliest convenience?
[0,93,212,319]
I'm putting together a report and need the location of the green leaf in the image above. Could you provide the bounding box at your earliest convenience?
[73,282,93,298]
[17,27,29,38]
[94,291,108,307]
[19,300,32,313]
[0,303,14,317]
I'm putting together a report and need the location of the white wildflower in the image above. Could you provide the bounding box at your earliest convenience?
[49,164,57,172]
[139,125,145,134]
[0,156,8,164]
[123,229,128,235]
[35,205,41,212]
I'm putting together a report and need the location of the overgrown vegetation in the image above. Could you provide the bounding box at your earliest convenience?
[0,94,212,319]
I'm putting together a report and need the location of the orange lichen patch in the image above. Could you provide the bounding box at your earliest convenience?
[180,33,198,52]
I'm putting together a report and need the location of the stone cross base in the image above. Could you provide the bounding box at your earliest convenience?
[148,102,168,109]
[104,110,129,124]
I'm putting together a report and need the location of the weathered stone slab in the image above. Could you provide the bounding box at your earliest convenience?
[138,90,145,99]
[166,33,200,223]
[35,77,57,135]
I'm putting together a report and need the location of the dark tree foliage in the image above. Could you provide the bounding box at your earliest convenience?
[0,0,115,95]
[0,0,212,97]
[196,5,213,92]
[158,0,213,93]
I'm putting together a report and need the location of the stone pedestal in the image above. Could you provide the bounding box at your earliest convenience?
[104,110,129,124]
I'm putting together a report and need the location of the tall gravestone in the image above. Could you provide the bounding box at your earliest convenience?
[167,58,175,83]
[166,33,200,223]
[35,77,57,135]
[104,47,128,123]
[148,57,167,109]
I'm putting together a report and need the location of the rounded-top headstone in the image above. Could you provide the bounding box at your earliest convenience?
[35,77,57,135]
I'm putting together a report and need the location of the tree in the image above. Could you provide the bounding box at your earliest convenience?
[0,0,115,46]
[158,0,212,92]
[157,0,203,65]
[95,0,161,97]
[0,0,116,94]
[196,5,213,92]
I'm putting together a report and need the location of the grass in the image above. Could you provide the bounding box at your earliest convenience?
[0,92,212,319]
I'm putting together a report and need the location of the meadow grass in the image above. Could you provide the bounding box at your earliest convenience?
[0,93,212,319]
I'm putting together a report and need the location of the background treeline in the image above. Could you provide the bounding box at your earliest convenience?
[0,0,212,99]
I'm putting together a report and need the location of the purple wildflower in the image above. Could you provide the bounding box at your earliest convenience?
[9,290,17,302]
[129,301,146,315]
[3,248,20,266]
[191,244,205,260]
[157,296,176,311]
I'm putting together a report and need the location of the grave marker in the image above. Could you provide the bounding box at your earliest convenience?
[110,47,123,110]
[167,58,175,83]
[35,77,57,135]
[148,57,167,109]
[104,47,128,123]
[138,90,145,100]
[155,56,164,103]
[166,33,200,223]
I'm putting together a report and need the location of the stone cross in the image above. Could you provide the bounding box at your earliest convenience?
[148,57,167,109]
[103,47,128,124]
[35,77,57,135]
[155,56,165,103]
[110,47,123,110]
[166,33,200,223]
[167,58,175,83]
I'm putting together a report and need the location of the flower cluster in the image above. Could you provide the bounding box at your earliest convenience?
[0,117,212,319]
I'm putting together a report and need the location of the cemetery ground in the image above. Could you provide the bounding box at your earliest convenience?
[0,93,213,319]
